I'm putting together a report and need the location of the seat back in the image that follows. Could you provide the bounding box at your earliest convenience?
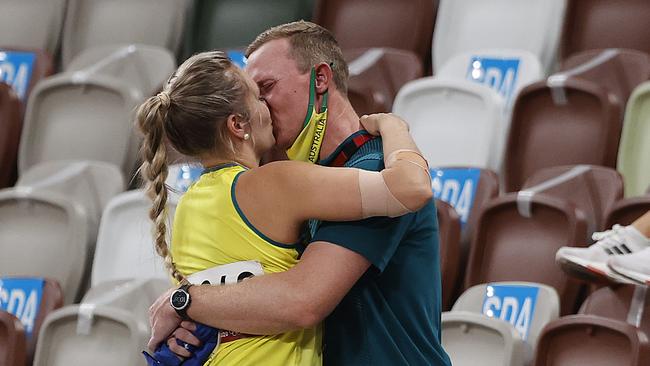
[465,194,588,314]
[61,0,189,67]
[561,0,650,60]
[0,311,26,366]
[393,77,505,171]
[0,189,89,304]
[66,44,176,97]
[452,282,560,348]
[91,190,177,287]
[345,48,423,115]
[618,82,650,197]
[504,78,622,192]
[0,0,67,55]
[436,200,461,310]
[580,285,650,337]
[522,165,624,234]
[534,315,650,366]
[0,82,22,189]
[185,0,313,54]
[18,74,142,176]
[314,0,437,70]
[437,49,544,108]
[606,197,650,228]
[433,0,567,73]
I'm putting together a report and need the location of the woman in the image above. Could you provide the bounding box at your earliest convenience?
[138,51,431,365]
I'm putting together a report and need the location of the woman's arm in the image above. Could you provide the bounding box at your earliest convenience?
[237,113,432,224]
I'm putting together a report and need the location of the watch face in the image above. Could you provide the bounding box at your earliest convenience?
[171,290,188,310]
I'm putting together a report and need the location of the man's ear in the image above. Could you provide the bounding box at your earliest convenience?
[314,62,333,94]
[225,114,249,140]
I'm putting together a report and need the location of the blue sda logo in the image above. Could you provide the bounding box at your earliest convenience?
[482,284,539,340]
[0,277,44,339]
[431,168,480,226]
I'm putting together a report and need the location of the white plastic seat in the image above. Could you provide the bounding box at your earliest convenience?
[91,190,178,287]
[0,189,89,304]
[443,282,560,366]
[437,49,544,108]
[18,73,142,177]
[66,44,176,97]
[392,77,505,171]
[33,279,168,366]
[61,0,190,67]
[17,160,125,236]
[433,0,567,74]
[0,0,67,55]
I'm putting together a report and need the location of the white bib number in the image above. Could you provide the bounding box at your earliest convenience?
[187,260,265,286]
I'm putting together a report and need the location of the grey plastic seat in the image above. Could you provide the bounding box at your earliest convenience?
[0,189,89,304]
[0,0,67,55]
[443,282,560,366]
[33,279,168,366]
[61,0,190,67]
[18,73,142,178]
[91,190,178,287]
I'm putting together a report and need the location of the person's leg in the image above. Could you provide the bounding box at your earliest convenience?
[607,210,650,285]
[631,210,650,238]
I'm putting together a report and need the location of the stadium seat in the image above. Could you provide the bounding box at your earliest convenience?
[0,310,26,366]
[184,0,313,55]
[90,190,178,287]
[579,285,650,337]
[437,49,544,108]
[0,0,67,56]
[313,0,437,71]
[345,47,423,115]
[618,82,650,197]
[18,72,142,177]
[16,160,125,236]
[465,194,588,315]
[560,49,650,108]
[61,0,190,67]
[33,279,167,366]
[561,0,650,61]
[533,315,650,366]
[443,282,559,366]
[0,82,22,189]
[606,196,650,228]
[522,165,624,235]
[393,78,505,171]
[436,200,462,310]
[503,78,622,192]
[66,44,176,97]
[0,189,90,304]
[433,0,567,73]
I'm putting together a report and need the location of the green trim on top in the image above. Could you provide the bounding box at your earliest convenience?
[230,171,300,249]
[301,68,317,129]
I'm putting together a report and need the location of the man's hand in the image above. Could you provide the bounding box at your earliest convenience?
[148,287,182,352]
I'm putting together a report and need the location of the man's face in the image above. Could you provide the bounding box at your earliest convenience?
[245,38,311,149]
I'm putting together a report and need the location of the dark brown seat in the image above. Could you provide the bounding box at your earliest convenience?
[504,78,622,192]
[605,197,650,228]
[533,315,650,366]
[28,278,63,364]
[560,49,650,107]
[522,165,624,235]
[436,199,461,311]
[313,0,437,72]
[0,311,26,366]
[465,194,588,315]
[344,47,423,115]
[0,82,23,188]
[579,285,650,337]
[561,0,650,61]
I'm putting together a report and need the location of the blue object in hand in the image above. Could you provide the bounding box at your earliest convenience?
[143,323,220,366]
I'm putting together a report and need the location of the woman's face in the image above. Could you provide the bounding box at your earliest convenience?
[239,68,276,156]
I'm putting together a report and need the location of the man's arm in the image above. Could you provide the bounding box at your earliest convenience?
[148,242,370,349]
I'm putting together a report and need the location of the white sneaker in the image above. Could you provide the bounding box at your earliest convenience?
[608,247,650,285]
[556,225,650,283]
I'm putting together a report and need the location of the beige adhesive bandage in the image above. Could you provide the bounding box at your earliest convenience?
[385,149,431,179]
[358,169,411,218]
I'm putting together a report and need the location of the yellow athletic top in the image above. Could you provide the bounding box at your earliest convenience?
[171,164,322,366]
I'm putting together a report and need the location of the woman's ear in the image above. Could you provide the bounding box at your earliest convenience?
[225,114,250,140]
[314,62,332,94]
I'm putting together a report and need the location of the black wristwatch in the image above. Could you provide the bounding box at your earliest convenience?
[170,283,193,320]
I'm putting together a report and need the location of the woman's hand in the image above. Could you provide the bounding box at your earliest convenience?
[360,113,409,136]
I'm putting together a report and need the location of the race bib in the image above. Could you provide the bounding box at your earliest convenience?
[187,260,265,285]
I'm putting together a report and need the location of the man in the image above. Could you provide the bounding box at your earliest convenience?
[149,21,450,365]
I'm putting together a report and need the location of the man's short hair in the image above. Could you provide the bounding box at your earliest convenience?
[246,20,349,94]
